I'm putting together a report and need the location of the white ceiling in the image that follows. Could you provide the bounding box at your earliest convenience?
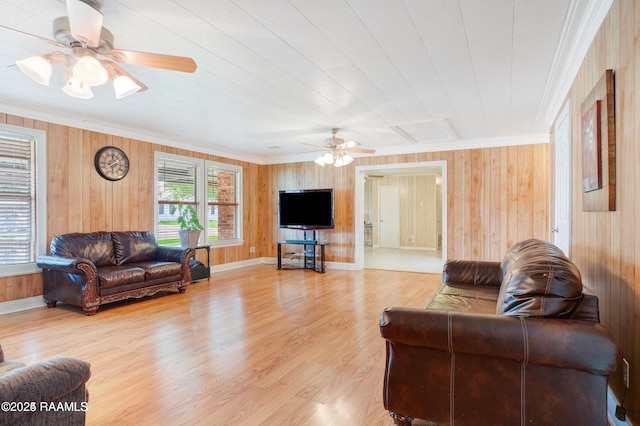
[0,0,611,164]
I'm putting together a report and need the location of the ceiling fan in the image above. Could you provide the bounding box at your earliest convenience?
[313,128,376,167]
[0,0,197,99]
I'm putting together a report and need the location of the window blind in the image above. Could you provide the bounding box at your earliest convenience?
[0,134,35,265]
[156,156,200,245]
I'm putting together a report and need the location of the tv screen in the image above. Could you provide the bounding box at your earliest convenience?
[278,189,334,229]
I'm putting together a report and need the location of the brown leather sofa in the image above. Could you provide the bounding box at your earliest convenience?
[380,239,617,426]
[36,231,195,315]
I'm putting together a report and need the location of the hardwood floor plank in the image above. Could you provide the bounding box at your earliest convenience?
[0,266,441,425]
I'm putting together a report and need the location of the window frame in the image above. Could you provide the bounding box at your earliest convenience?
[154,152,243,248]
[0,123,47,278]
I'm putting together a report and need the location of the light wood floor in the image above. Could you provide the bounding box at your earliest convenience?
[0,265,441,425]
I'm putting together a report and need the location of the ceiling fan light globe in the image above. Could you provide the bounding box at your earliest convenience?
[63,77,93,99]
[16,56,53,85]
[73,55,108,86]
[322,152,334,164]
[314,156,326,166]
[113,75,141,99]
[341,154,354,166]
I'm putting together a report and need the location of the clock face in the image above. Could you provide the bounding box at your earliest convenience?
[95,146,130,181]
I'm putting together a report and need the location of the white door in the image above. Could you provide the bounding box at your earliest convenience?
[553,101,572,257]
[379,186,399,248]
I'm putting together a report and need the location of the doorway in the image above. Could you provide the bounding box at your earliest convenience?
[355,161,447,273]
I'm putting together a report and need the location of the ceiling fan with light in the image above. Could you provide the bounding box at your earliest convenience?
[313,128,376,167]
[0,0,197,99]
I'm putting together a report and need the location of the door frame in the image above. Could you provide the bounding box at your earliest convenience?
[354,160,447,270]
[552,100,572,257]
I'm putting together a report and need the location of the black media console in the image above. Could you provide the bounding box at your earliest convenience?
[276,232,327,273]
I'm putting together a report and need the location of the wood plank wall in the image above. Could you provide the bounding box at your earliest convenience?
[0,113,263,302]
[553,0,637,419]
[0,110,549,305]
[261,145,550,262]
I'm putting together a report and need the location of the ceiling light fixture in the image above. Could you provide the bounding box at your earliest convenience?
[63,76,93,99]
[313,128,375,167]
[16,51,147,100]
[5,0,195,101]
[314,150,354,167]
[16,52,66,85]
[72,48,108,86]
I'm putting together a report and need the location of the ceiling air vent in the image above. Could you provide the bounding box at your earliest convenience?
[390,118,456,144]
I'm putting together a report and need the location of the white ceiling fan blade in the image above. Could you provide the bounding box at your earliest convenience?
[66,0,103,48]
[109,49,197,73]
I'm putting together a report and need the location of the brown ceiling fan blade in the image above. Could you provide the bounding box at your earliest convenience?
[109,49,197,73]
[345,147,376,154]
[0,24,68,49]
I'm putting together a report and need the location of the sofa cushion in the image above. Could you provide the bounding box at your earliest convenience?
[131,261,183,281]
[50,232,116,266]
[112,231,158,265]
[97,265,146,289]
[497,239,583,318]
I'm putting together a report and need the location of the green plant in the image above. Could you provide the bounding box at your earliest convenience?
[171,203,204,231]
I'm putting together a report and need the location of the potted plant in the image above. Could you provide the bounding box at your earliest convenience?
[171,203,204,247]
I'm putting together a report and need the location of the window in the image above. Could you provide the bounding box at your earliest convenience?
[206,162,241,242]
[0,124,47,277]
[154,153,242,247]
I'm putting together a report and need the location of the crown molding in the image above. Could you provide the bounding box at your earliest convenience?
[267,133,549,165]
[537,0,613,126]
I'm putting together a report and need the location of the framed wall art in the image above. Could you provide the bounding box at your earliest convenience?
[581,69,616,211]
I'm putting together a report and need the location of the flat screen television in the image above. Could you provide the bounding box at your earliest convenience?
[278,189,334,230]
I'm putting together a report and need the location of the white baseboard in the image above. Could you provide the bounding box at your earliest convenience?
[608,387,632,426]
[210,258,263,272]
[0,296,46,314]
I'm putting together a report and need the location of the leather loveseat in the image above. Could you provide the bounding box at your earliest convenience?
[0,344,90,425]
[37,231,195,315]
[380,239,617,426]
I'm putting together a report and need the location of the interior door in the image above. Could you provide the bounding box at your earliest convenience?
[553,101,572,257]
[379,186,399,248]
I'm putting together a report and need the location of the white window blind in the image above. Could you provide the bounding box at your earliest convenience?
[156,156,200,246]
[0,133,36,265]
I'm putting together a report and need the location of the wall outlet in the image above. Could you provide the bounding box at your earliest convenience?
[623,358,630,388]
[249,246,256,253]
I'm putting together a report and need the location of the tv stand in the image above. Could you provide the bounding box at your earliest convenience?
[277,233,328,274]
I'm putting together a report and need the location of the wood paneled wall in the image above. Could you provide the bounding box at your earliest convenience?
[554,0,638,420]
[0,113,263,303]
[260,144,549,263]
[0,113,548,304]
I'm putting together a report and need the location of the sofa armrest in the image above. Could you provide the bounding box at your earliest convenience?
[155,246,190,263]
[156,247,195,282]
[379,307,616,375]
[442,259,502,287]
[0,356,90,424]
[36,255,97,275]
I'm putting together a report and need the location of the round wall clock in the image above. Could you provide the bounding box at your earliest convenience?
[94,146,130,181]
